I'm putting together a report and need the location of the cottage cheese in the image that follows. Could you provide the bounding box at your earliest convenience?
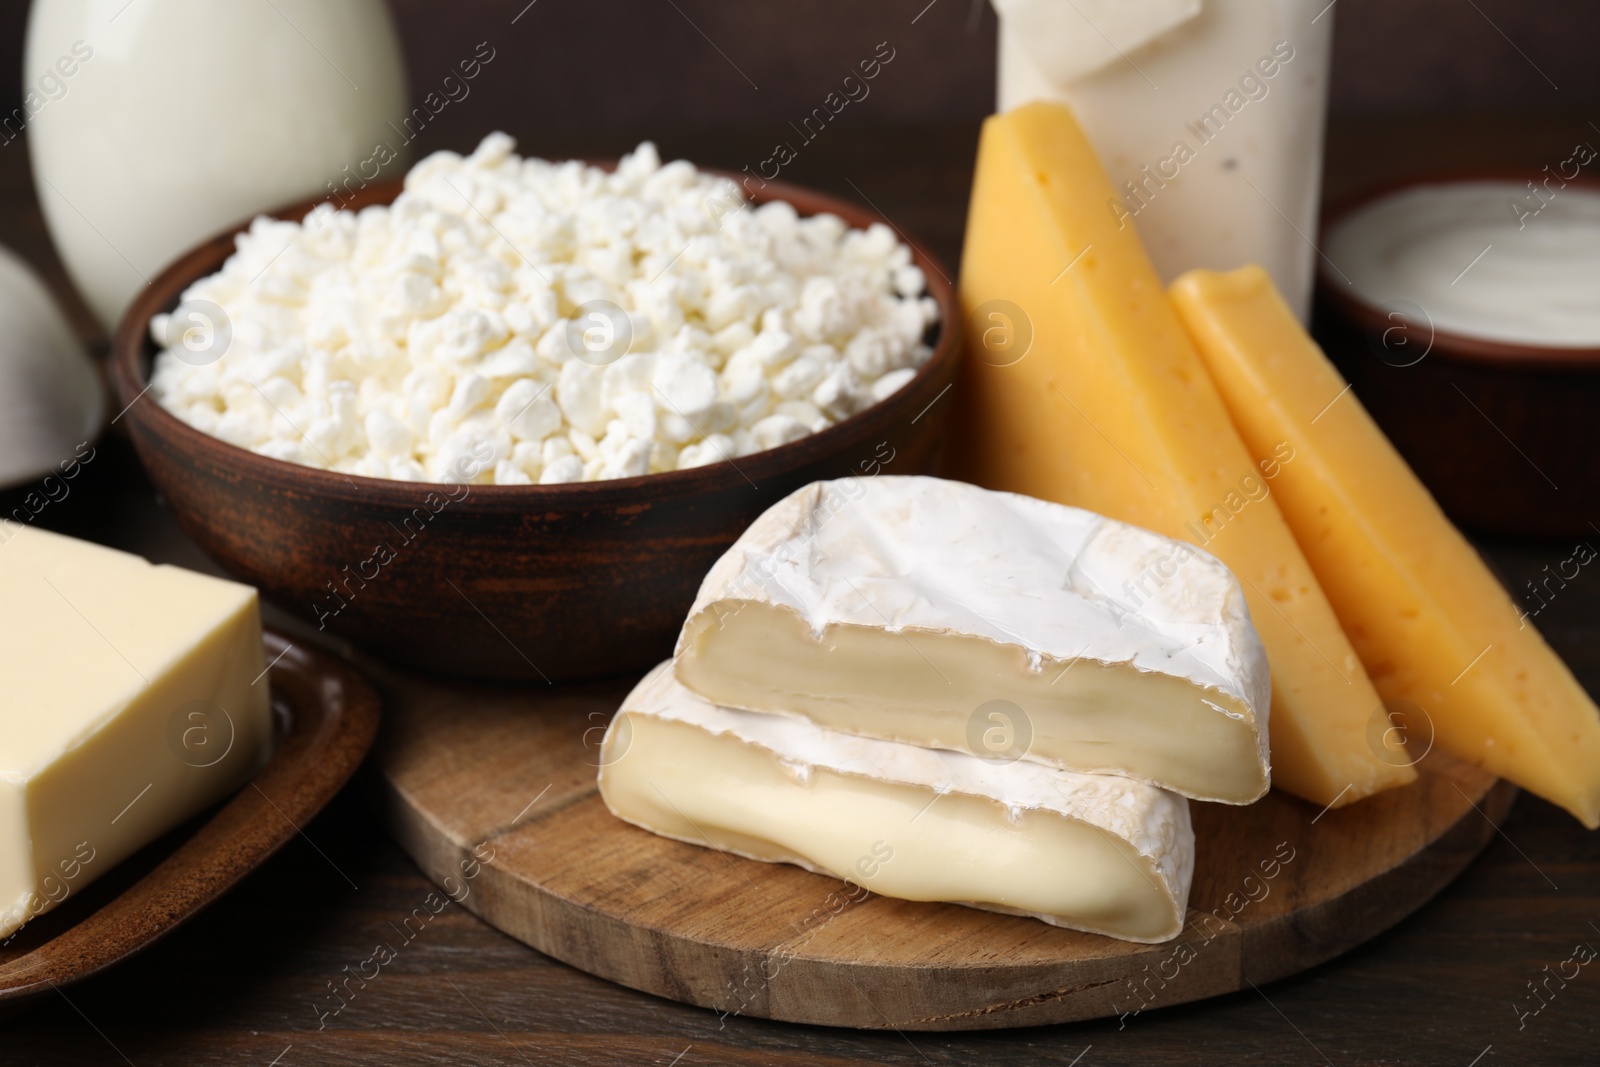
[149,134,938,483]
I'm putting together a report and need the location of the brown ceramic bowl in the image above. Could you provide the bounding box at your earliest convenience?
[1315,170,1600,539]
[110,174,960,682]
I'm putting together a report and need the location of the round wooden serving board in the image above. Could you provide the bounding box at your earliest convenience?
[372,667,1515,1031]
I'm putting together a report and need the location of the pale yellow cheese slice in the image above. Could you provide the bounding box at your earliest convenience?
[950,101,1415,808]
[1171,264,1600,827]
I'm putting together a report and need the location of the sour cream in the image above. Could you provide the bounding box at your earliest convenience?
[1327,181,1600,349]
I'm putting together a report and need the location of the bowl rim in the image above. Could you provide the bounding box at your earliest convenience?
[1316,168,1600,372]
[109,164,961,505]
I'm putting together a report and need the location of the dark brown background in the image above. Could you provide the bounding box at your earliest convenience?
[0,0,1596,149]
[1,3,1598,1064]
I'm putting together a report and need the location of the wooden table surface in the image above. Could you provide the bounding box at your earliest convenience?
[3,116,1598,1066]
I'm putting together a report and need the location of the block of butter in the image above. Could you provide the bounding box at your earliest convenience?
[600,663,1195,943]
[0,526,272,939]
[674,476,1271,804]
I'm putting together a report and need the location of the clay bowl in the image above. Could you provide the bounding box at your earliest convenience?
[110,173,961,682]
[1315,170,1600,539]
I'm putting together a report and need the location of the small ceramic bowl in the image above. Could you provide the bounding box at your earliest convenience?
[1316,170,1600,539]
[110,175,961,682]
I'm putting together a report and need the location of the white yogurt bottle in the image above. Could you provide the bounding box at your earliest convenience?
[24,0,407,332]
[996,0,1334,321]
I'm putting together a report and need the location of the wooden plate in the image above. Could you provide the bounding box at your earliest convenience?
[373,667,1516,1031]
[0,633,379,1004]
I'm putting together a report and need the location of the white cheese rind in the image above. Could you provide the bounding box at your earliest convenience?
[674,475,1271,802]
[599,663,1195,943]
[0,527,272,939]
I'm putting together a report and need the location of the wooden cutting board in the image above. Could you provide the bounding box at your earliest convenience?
[371,667,1515,1031]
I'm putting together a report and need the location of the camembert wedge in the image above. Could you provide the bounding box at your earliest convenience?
[950,101,1414,808]
[1171,264,1600,827]
[674,476,1271,804]
[0,526,272,938]
[600,662,1195,943]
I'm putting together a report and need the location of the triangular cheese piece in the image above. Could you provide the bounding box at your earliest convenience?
[951,101,1414,807]
[1171,264,1600,827]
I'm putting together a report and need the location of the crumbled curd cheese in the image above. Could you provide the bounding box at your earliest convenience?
[149,134,938,483]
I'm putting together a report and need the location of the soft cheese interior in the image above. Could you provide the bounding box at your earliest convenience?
[600,663,1195,943]
[0,527,272,939]
[674,477,1271,803]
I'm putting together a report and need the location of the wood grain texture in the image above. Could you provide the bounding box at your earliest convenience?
[0,633,378,1006]
[369,664,1514,1031]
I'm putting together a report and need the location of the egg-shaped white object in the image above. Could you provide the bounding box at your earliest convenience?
[25,0,408,331]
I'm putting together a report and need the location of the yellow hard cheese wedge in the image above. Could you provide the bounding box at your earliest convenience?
[952,101,1414,808]
[1171,265,1600,827]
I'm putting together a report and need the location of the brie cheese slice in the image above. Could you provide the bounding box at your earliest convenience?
[600,663,1195,943]
[674,476,1271,803]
